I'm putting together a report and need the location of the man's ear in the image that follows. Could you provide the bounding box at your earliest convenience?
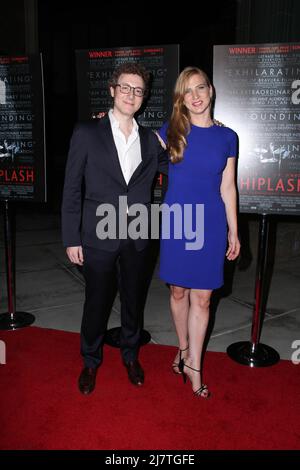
[109,86,115,98]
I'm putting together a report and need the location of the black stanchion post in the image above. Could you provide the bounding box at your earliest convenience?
[227,213,280,367]
[0,200,35,330]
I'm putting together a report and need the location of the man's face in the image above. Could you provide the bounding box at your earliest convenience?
[110,73,144,118]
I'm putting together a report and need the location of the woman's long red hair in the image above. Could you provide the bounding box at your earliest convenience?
[167,67,211,163]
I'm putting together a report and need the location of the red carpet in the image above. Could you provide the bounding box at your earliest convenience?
[0,327,299,450]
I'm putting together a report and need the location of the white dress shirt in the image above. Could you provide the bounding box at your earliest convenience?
[108,109,142,185]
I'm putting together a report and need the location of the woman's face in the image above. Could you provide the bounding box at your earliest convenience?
[182,73,212,118]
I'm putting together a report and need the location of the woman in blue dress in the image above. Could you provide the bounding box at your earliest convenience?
[158,67,240,398]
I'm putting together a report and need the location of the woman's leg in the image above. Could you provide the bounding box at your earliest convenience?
[184,289,212,394]
[170,285,190,370]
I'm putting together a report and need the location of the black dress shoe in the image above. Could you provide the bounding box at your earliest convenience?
[78,367,97,395]
[124,360,144,386]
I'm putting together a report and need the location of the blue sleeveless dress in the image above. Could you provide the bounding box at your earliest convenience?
[158,123,237,289]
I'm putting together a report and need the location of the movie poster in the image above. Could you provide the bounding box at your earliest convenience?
[0,54,46,202]
[76,45,179,202]
[213,43,300,215]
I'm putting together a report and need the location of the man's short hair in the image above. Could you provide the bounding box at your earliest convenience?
[108,63,150,91]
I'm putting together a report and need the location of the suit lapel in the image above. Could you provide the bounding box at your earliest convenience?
[128,126,150,186]
[98,116,127,187]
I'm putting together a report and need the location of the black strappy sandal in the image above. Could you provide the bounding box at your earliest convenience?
[172,346,189,374]
[179,361,211,399]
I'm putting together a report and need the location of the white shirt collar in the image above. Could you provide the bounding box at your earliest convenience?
[108,109,139,133]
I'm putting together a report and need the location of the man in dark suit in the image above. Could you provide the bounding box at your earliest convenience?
[62,63,168,394]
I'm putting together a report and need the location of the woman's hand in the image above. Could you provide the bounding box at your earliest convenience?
[153,131,167,150]
[226,231,240,261]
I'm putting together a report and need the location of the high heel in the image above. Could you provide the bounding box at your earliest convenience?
[182,362,211,399]
[178,357,187,383]
[172,346,188,375]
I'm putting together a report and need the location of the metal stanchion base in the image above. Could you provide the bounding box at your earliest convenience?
[104,327,151,348]
[0,312,35,330]
[227,341,280,367]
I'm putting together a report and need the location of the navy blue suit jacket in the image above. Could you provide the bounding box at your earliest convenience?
[62,115,168,251]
